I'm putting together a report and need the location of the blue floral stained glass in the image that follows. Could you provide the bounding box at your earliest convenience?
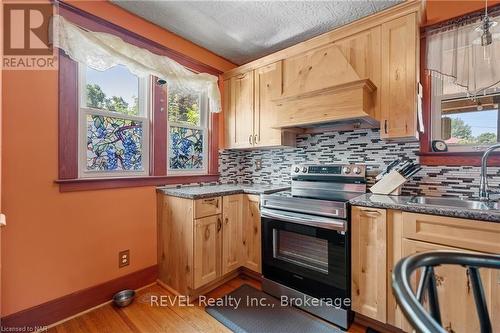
[169,126,204,169]
[86,115,143,171]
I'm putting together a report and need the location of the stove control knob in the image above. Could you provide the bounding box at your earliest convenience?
[353,166,362,175]
[302,167,308,173]
[294,167,300,173]
[343,166,351,174]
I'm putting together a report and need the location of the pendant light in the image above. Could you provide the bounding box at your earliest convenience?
[476,0,498,46]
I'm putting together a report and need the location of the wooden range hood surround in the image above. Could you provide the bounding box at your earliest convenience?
[272,44,378,128]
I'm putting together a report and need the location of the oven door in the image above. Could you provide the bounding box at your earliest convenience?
[261,208,350,303]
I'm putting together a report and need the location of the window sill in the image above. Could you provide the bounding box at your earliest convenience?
[55,174,220,192]
[417,151,500,167]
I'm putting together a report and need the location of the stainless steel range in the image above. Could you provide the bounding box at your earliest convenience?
[260,164,367,330]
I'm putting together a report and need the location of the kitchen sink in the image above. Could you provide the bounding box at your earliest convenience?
[408,196,500,211]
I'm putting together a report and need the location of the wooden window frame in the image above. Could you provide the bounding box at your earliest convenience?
[418,5,500,167]
[56,2,221,191]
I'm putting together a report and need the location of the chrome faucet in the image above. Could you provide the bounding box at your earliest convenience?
[479,143,500,201]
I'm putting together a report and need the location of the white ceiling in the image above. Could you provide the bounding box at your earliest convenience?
[113,1,402,65]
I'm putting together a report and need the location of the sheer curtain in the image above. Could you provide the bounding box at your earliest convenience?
[53,15,221,112]
[426,10,500,96]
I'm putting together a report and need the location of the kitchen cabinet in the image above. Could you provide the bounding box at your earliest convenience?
[224,64,295,149]
[222,194,244,274]
[158,193,262,295]
[401,239,500,333]
[241,195,261,273]
[193,214,222,289]
[351,206,388,322]
[254,62,295,148]
[225,71,254,149]
[380,13,418,140]
[222,2,421,142]
[351,206,500,332]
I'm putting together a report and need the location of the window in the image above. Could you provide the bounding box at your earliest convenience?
[431,77,500,152]
[78,64,150,177]
[167,87,208,174]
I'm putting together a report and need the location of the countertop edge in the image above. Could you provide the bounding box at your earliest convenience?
[350,196,500,223]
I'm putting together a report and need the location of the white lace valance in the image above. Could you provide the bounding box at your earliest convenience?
[426,12,500,96]
[53,15,221,112]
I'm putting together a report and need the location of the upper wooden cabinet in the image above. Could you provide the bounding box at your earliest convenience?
[224,65,296,149]
[222,2,421,143]
[224,72,254,149]
[380,13,418,140]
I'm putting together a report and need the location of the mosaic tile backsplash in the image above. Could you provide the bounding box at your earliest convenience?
[219,129,500,199]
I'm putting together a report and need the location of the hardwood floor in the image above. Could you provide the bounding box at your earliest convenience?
[48,276,366,333]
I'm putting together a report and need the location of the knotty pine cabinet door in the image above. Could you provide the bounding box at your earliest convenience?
[254,62,285,148]
[222,195,244,274]
[380,13,418,140]
[351,206,388,322]
[193,215,222,289]
[224,72,254,149]
[401,239,500,333]
[241,195,261,273]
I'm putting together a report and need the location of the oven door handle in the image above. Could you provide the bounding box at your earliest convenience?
[261,208,347,232]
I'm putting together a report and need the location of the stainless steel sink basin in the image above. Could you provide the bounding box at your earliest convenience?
[408,196,500,211]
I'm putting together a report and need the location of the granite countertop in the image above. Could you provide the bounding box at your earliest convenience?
[156,183,290,199]
[350,193,500,223]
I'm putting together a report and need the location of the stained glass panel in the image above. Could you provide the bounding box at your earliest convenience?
[86,115,144,171]
[168,87,201,126]
[169,126,204,170]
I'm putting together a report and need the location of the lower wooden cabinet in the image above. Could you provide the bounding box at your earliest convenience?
[193,215,222,289]
[242,195,261,273]
[222,195,244,274]
[158,193,262,295]
[351,205,500,332]
[401,239,500,333]
[351,206,388,322]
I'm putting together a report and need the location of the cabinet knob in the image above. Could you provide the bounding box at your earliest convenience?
[225,217,229,225]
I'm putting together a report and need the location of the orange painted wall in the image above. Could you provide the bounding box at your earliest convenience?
[425,0,500,26]
[1,1,235,316]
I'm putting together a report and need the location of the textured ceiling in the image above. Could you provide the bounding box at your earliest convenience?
[113,1,403,65]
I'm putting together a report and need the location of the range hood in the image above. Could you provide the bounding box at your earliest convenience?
[272,45,378,129]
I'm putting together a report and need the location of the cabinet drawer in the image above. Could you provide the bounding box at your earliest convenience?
[402,212,500,253]
[194,197,222,219]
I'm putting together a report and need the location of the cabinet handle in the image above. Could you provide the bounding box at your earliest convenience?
[204,226,211,240]
[249,135,253,145]
[203,198,219,208]
[217,218,222,232]
[384,120,388,134]
[362,209,381,216]
[254,134,259,144]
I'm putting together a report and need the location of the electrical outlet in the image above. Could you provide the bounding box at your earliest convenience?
[255,159,263,171]
[119,250,130,268]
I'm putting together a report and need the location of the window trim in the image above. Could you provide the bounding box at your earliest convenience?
[167,89,209,175]
[419,20,500,166]
[77,63,151,178]
[56,3,223,191]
